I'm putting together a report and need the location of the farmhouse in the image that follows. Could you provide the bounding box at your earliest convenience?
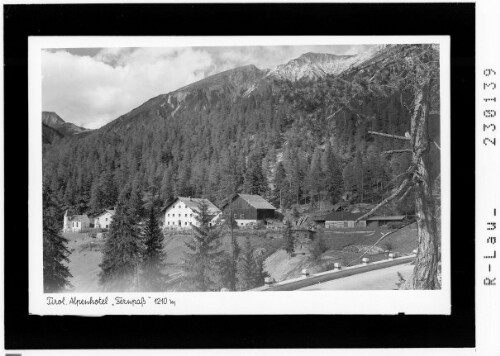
[63,210,90,232]
[92,209,115,229]
[366,215,405,228]
[162,197,221,230]
[324,211,367,229]
[221,193,276,227]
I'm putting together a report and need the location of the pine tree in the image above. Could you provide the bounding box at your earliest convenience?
[140,200,167,291]
[129,179,144,221]
[305,147,322,207]
[321,142,343,204]
[182,200,223,291]
[273,162,289,209]
[243,151,267,195]
[98,187,144,292]
[237,237,267,290]
[283,220,295,256]
[219,209,240,290]
[43,185,72,292]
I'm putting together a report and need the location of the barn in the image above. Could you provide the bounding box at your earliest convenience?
[366,215,405,228]
[221,194,276,227]
[324,211,367,229]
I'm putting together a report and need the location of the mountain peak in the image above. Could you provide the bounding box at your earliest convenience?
[42,111,89,137]
[297,52,353,62]
[267,52,357,81]
[42,111,65,126]
[268,46,393,82]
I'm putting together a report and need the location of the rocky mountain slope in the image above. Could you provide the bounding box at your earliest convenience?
[42,111,89,139]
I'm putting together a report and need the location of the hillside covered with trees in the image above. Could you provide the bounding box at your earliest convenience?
[42,44,440,217]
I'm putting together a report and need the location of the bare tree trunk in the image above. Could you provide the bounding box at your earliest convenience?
[411,79,439,290]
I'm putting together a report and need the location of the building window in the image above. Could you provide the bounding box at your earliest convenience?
[106,218,108,221]
[168,214,170,217]
[190,214,193,217]
[179,214,181,217]
[240,214,244,219]
[240,223,244,226]
[185,222,187,225]
[185,214,187,217]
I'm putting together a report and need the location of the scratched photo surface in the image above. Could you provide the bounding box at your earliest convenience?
[40,43,441,294]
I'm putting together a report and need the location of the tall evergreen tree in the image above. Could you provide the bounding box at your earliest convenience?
[182,200,223,291]
[237,237,267,290]
[99,187,144,291]
[273,162,289,209]
[283,220,295,256]
[216,209,240,291]
[129,179,144,220]
[305,147,323,206]
[140,199,167,291]
[43,185,73,292]
[321,142,344,204]
[243,151,267,195]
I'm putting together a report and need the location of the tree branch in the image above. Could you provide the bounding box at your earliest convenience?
[398,185,413,202]
[382,149,412,155]
[368,131,411,141]
[355,177,413,222]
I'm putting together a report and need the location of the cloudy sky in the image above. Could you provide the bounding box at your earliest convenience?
[42,45,373,129]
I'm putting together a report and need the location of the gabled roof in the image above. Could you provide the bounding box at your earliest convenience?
[366,215,405,221]
[162,197,221,215]
[324,211,366,221]
[68,214,90,222]
[90,209,115,219]
[222,193,276,210]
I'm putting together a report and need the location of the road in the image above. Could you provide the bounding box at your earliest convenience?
[298,263,414,290]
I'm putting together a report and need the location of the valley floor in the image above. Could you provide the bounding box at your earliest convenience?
[62,223,418,292]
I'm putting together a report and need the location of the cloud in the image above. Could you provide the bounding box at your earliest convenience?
[42,47,214,129]
[42,45,375,129]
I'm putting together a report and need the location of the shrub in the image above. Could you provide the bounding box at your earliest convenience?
[311,235,327,260]
[382,240,394,251]
[387,221,405,230]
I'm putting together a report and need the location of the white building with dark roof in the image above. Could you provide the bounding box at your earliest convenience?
[63,210,90,232]
[162,197,221,230]
[92,209,115,229]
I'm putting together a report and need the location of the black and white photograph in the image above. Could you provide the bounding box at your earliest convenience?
[28,36,450,315]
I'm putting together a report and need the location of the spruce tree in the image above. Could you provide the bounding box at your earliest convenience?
[182,200,223,291]
[243,151,267,195]
[283,220,295,256]
[98,187,144,292]
[273,161,290,209]
[321,142,344,204]
[237,237,267,290]
[305,148,322,207]
[43,185,73,292]
[221,210,240,290]
[141,200,167,291]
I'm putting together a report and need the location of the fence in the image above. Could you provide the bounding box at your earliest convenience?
[80,227,108,234]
